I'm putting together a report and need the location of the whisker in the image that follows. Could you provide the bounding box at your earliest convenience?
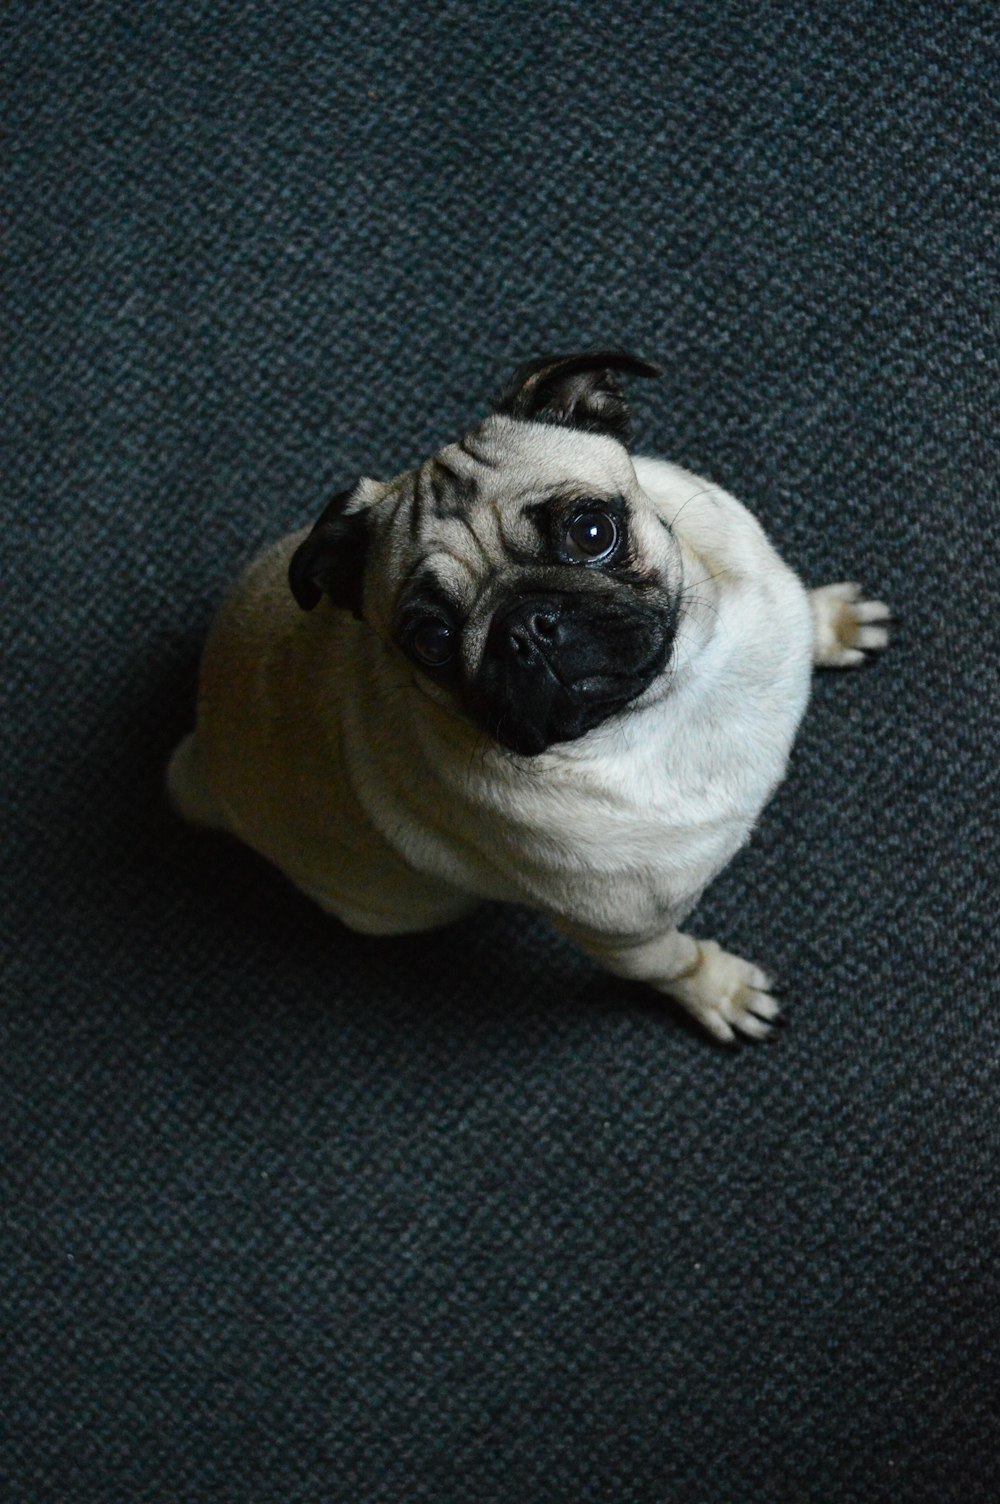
[668,486,716,529]
[680,590,723,624]
[682,566,731,592]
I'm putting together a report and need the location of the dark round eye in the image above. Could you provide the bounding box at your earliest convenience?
[565,509,619,562]
[409,616,455,668]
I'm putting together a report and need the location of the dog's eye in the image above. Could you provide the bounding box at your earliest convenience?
[408,616,456,668]
[565,509,619,562]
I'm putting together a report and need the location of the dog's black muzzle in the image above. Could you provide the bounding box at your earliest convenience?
[473,591,675,756]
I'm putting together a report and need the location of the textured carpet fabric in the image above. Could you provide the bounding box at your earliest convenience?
[4,2,999,1500]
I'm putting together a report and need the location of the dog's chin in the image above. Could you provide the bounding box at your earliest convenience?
[493,690,642,756]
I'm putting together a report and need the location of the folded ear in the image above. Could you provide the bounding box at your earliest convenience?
[288,486,370,616]
[494,349,662,442]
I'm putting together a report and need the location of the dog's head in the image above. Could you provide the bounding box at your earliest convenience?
[289,351,683,756]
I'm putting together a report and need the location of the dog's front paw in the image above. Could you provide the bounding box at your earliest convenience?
[667,939,780,1044]
[811,581,892,668]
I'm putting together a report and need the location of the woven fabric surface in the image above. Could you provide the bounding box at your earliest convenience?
[4,2,998,1500]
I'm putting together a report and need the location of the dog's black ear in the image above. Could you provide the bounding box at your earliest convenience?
[288,487,370,616]
[494,350,662,442]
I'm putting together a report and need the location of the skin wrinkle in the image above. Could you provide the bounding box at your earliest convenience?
[461,511,498,572]
[383,486,413,535]
[426,467,446,518]
[459,431,501,468]
[409,464,429,538]
[430,450,471,489]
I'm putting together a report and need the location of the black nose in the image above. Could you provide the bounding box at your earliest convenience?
[487,597,562,661]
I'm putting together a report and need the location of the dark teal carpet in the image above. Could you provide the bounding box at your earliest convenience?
[5,3,998,1499]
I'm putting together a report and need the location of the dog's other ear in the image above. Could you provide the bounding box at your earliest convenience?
[494,350,662,442]
[288,486,370,616]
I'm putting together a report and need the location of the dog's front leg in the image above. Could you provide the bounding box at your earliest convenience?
[559,921,780,1044]
[810,581,891,668]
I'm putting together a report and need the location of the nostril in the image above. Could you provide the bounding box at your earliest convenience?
[529,610,558,639]
[488,598,563,661]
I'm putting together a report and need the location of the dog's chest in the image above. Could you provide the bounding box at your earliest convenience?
[459,577,814,928]
[353,649,804,935]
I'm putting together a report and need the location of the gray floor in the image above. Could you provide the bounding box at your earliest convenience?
[5,3,998,1499]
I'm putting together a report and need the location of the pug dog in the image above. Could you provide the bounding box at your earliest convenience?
[167,352,890,1042]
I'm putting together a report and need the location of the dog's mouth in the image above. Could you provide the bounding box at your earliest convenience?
[471,594,675,756]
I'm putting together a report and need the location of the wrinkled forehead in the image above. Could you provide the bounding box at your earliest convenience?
[385,415,638,585]
[462,414,637,495]
[374,417,639,619]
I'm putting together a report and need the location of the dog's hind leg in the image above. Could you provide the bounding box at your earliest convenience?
[810,581,892,668]
[166,733,229,830]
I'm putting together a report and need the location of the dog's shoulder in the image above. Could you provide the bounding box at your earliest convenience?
[633,456,780,575]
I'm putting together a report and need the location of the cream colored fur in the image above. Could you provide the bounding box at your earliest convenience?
[169,424,889,1043]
